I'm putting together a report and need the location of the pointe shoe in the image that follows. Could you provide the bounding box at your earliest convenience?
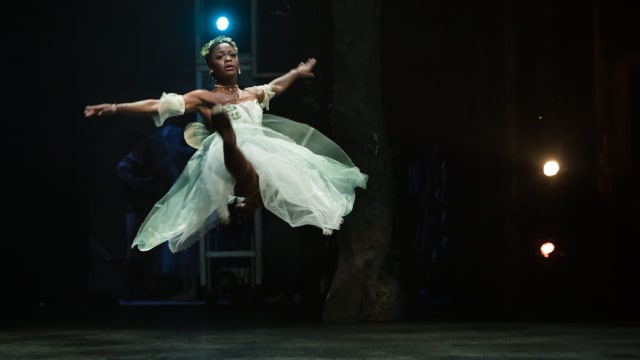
[230,193,263,223]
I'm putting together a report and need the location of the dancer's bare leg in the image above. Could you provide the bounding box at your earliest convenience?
[208,109,263,220]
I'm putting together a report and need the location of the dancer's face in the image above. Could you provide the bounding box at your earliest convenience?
[210,43,239,81]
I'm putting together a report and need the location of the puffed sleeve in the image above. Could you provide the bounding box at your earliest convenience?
[152,92,185,126]
[256,84,275,111]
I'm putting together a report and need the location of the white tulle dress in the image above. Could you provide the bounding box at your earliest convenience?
[131,87,368,253]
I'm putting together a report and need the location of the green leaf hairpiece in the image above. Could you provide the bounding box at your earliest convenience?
[200,36,238,59]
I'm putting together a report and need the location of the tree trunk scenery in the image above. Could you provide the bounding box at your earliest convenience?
[322,0,405,324]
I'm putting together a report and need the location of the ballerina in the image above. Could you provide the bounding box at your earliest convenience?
[84,35,367,253]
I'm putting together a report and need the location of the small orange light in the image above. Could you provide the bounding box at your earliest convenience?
[540,241,555,258]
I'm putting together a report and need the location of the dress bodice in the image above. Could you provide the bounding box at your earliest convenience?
[222,99,263,126]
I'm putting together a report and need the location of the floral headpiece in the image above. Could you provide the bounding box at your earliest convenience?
[200,36,238,60]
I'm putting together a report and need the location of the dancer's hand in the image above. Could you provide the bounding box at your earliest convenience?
[295,58,317,78]
[84,103,116,117]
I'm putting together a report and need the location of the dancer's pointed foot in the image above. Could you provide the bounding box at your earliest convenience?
[231,192,263,223]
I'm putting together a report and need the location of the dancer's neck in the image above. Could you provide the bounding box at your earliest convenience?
[215,84,239,90]
[214,84,240,97]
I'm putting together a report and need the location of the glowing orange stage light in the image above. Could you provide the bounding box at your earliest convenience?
[540,241,555,258]
[543,160,560,177]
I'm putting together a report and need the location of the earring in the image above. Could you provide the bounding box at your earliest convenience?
[238,68,242,75]
[209,71,216,79]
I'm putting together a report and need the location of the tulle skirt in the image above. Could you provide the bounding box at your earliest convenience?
[132,115,368,253]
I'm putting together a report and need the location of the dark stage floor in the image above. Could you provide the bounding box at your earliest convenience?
[2,302,640,360]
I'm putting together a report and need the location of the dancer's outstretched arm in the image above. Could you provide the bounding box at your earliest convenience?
[241,58,317,101]
[84,90,235,120]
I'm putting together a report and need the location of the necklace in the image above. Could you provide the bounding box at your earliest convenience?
[214,84,240,98]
